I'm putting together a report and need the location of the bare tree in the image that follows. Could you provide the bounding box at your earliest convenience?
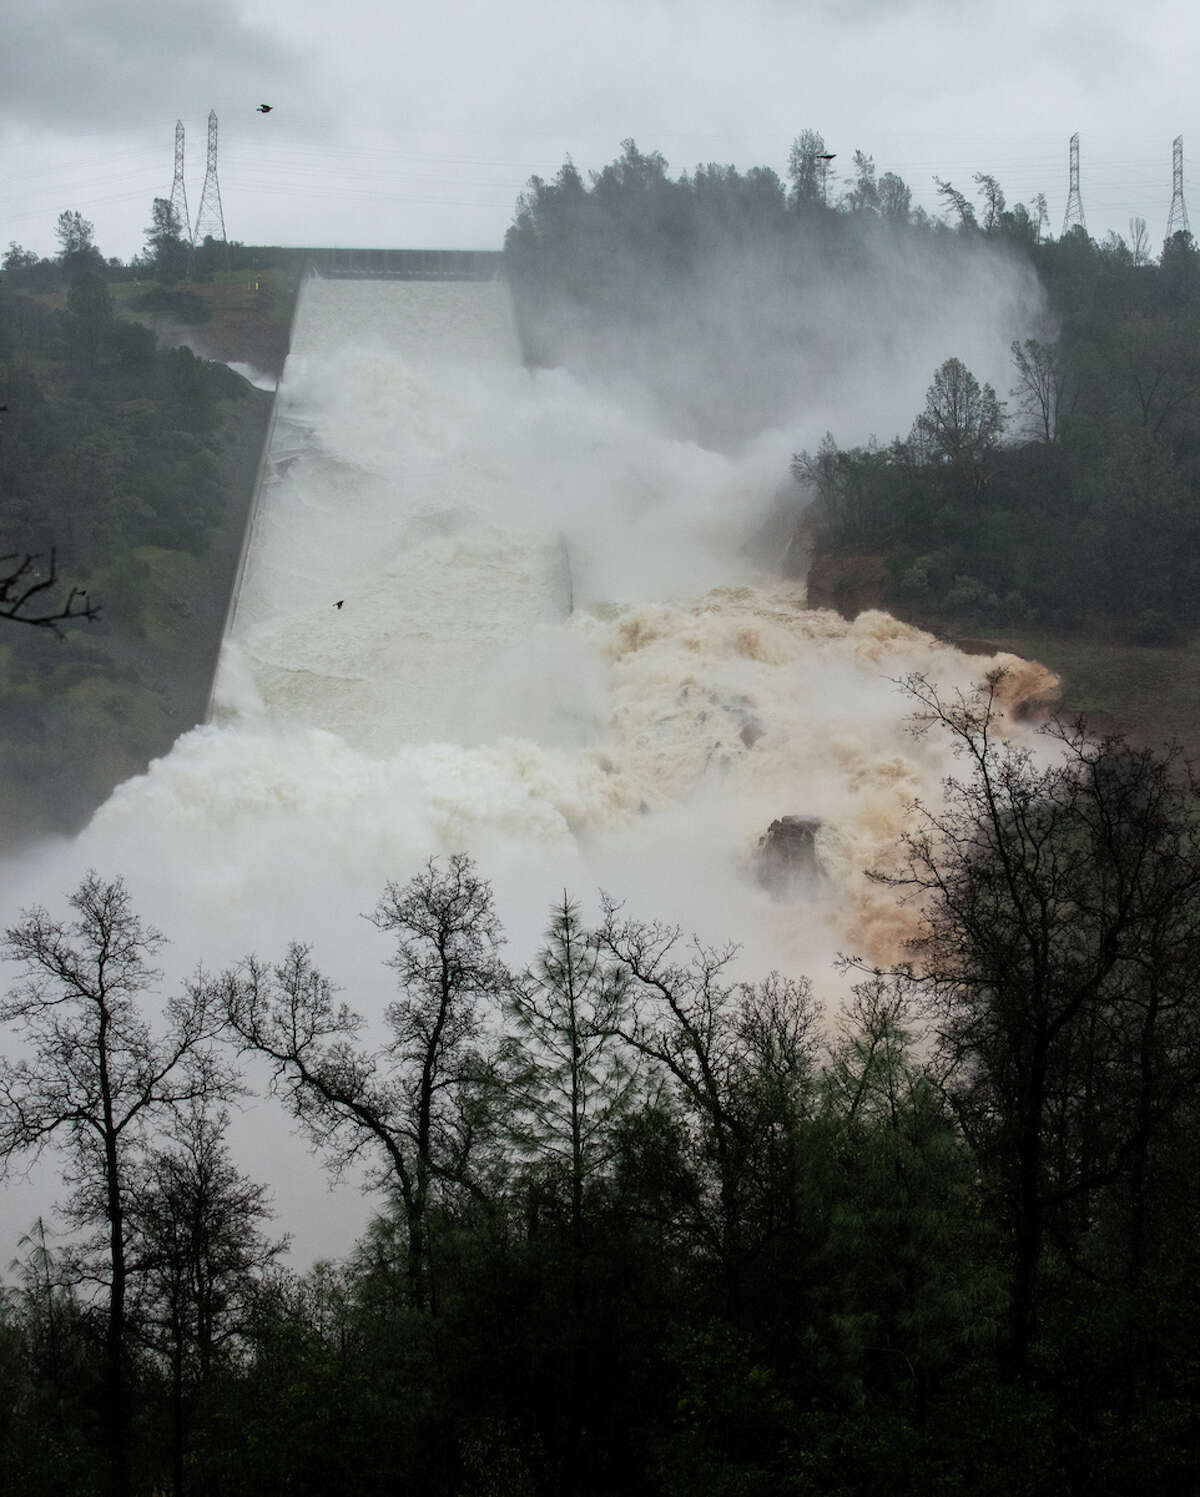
[792,431,888,545]
[127,1103,287,1497]
[1,550,99,634]
[861,674,1200,1376]
[596,900,819,1312]
[222,854,508,1311]
[1129,216,1152,267]
[1115,316,1200,436]
[1009,337,1078,444]
[0,874,237,1497]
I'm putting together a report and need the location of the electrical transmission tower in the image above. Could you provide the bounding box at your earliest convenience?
[1061,133,1086,235]
[192,109,228,247]
[1166,135,1190,240]
[168,119,191,241]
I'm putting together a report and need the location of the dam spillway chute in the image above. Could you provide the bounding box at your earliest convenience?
[213,277,569,752]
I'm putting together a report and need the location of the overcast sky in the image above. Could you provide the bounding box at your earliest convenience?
[2,0,1197,261]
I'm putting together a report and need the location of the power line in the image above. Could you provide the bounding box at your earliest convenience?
[6,125,1197,258]
[1165,134,1189,241]
[168,120,191,242]
[192,109,227,247]
[1062,133,1086,235]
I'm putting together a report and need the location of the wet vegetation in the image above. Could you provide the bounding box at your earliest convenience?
[0,226,275,845]
[796,230,1200,643]
[3,688,1200,1496]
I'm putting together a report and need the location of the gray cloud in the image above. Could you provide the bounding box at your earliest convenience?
[1,0,307,136]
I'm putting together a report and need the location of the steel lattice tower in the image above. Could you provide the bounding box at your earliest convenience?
[168,120,191,241]
[1062,133,1087,235]
[1166,135,1190,240]
[192,109,227,247]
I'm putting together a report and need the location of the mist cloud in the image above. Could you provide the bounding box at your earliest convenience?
[520,223,1044,457]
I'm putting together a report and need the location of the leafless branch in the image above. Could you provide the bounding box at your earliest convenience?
[0,549,99,635]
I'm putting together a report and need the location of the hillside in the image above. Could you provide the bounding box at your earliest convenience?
[0,276,276,847]
[105,264,300,378]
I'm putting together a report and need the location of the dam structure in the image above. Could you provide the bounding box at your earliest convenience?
[285,247,504,280]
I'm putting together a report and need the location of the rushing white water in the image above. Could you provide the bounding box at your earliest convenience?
[1,276,1055,1264]
[225,360,278,392]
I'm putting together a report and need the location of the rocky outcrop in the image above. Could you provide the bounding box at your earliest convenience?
[804,553,888,618]
[756,815,823,895]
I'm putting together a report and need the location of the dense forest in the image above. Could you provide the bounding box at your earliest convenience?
[3,144,1200,1496]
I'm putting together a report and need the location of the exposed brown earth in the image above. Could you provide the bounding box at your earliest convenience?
[804,553,889,617]
[145,274,299,377]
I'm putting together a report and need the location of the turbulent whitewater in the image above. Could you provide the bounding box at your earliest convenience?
[2,276,1054,1258]
[76,276,1049,966]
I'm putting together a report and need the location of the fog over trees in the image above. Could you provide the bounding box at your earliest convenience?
[506,136,1200,644]
[2,133,1200,1493]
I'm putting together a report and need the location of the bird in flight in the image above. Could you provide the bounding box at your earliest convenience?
[257,104,273,114]
[335,600,344,610]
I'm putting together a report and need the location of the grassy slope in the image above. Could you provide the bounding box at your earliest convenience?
[112,267,300,376]
[806,546,1200,758]
[955,624,1200,758]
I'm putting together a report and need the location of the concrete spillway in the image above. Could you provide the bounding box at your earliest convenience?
[216,277,569,754]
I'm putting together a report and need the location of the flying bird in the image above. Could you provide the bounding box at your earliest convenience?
[257,104,273,114]
[335,600,344,610]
